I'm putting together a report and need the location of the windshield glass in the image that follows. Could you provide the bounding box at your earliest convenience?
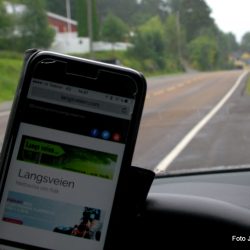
[1,0,250,177]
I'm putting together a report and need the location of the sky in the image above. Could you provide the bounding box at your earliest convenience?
[205,0,250,42]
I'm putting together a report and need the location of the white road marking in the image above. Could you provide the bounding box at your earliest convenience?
[0,111,10,117]
[154,71,249,174]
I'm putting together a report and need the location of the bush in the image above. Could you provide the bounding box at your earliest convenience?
[188,35,218,71]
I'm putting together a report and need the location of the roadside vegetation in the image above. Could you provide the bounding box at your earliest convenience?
[0,49,175,103]
[245,76,250,96]
[0,52,23,102]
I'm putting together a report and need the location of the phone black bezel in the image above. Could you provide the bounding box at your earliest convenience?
[0,50,147,250]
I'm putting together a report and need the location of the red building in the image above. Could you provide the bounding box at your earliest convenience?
[47,12,77,33]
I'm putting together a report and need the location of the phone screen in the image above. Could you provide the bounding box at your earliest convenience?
[0,56,141,250]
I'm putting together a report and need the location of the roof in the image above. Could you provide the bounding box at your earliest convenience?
[47,11,77,25]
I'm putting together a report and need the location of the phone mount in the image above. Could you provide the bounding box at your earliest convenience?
[123,166,155,215]
[108,166,155,250]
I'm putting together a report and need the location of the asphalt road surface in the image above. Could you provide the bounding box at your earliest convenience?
[132,70,249,173]
[0,70,249,174]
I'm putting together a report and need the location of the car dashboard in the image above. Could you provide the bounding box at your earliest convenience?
[129,168,250,249]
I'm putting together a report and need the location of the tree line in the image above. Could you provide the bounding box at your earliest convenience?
[0,0,54,52]
[1,0,250,73]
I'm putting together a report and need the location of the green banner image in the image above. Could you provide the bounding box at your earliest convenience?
[17,136,117,180]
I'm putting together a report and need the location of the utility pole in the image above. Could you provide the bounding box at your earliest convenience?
[66,0,72,33]
[87,0,94,58]
[176,11,182,62]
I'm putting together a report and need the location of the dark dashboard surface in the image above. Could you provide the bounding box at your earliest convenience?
[132,169,250,249]
[151,169,250,209]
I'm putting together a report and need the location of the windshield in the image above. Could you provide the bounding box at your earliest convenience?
[1,0,250,177]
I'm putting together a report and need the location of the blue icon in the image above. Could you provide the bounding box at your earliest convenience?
[90,128,99,137]
[101,130,111,140]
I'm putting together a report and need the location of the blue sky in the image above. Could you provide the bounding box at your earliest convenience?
[205,0,250,42]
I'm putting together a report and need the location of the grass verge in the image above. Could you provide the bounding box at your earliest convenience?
[245,76,250,96]
[0,52,23,102]
[0,50,182,103]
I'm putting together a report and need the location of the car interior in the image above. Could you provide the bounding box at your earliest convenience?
[1,1,250,249]
[116,166,250,249]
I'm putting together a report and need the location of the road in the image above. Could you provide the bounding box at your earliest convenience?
[0,70,249,174]
[132,70,249,173]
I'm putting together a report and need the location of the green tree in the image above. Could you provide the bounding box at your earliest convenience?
[14,0,55,51]
[164,14,185,57]
[179,0,215,42]
[167,0,182,13]
[45,0,67,16]
[241,32,250,52]
[0,0,14,50]
[214,31,238,69]
[97,0,170,27]
[76,0,99,40]
[224,32,238,52]
[45,0,78,20]
[129,16,166,71]
[101,13,128,44]
[188,35,218,70]
[76,0,87,37]
[134,0,168,21]
[97,0,138,25]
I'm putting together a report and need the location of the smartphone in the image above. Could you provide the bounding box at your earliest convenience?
[0,50,146,250]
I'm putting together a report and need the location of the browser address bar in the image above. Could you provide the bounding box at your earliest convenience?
[28,84,131,119]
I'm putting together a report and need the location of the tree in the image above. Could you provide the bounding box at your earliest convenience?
[164,14,185,57]
[224,32,238,52]
[241,32,250,52]
[0,0,14,49]
[76,0,87,37]
[178,0,215,42]
[76,0,99,40]
[14,0,55,51]
[213,31,238,69]
[167,0,182,13]
[97,0,170,27]
[188,35,218,70]
[101,13,128,44]
[134,0,168,21]
[45,0,68,16]
[130,16,166,71]
[45,0,78,20]
[97,0,138,25]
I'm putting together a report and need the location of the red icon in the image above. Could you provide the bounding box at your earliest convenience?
[112,133,121,142]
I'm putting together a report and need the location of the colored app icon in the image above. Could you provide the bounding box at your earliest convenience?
[112,133,121,142]
[101,130,111,140]
[90,128,99,137]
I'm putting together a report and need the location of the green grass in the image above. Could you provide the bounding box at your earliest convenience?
[246,76,250,96]
[0,52,23,102]
[0,50,182,103]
